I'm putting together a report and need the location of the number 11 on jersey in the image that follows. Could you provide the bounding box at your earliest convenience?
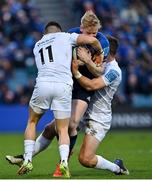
[39,45,53,65]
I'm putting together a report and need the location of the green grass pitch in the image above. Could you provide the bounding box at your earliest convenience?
[0,130,152,179]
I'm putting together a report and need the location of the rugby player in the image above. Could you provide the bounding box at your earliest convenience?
[72,35,129,175]
[14,21,103,177]
[6,11,109,177]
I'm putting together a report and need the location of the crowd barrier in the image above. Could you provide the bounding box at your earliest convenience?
[0,105,53,133]
[112,106,152,129]
[0,105,152,133]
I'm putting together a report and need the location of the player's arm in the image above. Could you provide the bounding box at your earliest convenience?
[77,47,104,77]
[72,60,120,91]
[77,75,106,91]
[72,60,106,91]
[76,34,104,63]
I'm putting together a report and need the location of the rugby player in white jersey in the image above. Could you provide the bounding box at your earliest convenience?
[72,35,129,175]
[15,21,103,177]
[6,11,107,177]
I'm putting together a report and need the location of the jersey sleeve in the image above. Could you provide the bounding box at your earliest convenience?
[96,32,110,58]
[67,27,81,34]
[69,33,79,45]
[102,69,120,86]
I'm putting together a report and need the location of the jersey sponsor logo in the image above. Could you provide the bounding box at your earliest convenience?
[37,37,55,47]
[105,69,119,83]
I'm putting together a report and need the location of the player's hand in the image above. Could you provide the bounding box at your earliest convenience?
[77,47,92,64]
[93,53,104,66]
[72,59,79,75]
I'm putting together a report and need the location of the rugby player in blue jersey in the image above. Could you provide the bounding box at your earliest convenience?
[6,10,109,177]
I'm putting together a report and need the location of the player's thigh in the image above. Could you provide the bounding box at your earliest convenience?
[27,106,43,124]
[80,120,108,157]
[43,120,57,140]
[79,119,108,158]
[51,83,72,119]
[29,81,53,114]
[85,120,108,142]
[69,99,88,128]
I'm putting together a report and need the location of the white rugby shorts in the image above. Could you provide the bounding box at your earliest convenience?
[85,119,109,142]
[29,81,72,119]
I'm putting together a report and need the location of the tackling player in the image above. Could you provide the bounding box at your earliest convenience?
[6,11,109,177]
[15,21,103,177]
[72,35,129,175]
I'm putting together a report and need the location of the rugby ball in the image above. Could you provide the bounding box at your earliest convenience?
[72,46,84,66]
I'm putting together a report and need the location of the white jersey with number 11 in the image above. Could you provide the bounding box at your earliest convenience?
[33,32,79,86]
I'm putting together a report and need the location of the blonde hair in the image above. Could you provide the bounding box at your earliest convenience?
[81,10,101,29]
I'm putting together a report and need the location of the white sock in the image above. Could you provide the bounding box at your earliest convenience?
[24,140,35,163]
[33,134,51,157]
[95,155,120,173]
[59,144,69,165]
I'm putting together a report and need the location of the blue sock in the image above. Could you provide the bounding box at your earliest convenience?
[69,135,77,155]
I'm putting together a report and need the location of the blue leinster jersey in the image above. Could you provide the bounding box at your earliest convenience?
[69,27,110,103]
[68,27,109,58]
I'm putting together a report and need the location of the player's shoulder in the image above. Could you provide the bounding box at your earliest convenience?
[45,32,73,41]
[34,33,67,48]
[96,32,109,45]
[113,60,121,73]
[96,32,109,57]
[96,31,106,38]
[108,60,121,74]
[33,36,43,51]
[56,32,78,38]
[67,27,81,34]
[104,60,122,83]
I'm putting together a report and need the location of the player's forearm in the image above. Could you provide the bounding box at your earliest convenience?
[74,71,94,91]
[76,47,104,77]
[86,59,104,77]
[77,35,103,59]
[90,41,104,64]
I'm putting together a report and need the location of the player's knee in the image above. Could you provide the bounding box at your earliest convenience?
[69,120,77,130]
[69,117,79,133]
[68,125,77,137]
[43,123,57,140]
[28,117,38,125]
[57,125,68,136]
[78,152,91,167]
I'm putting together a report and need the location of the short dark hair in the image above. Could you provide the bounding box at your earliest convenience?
[45,21,62,31]
[107,35,119,56]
